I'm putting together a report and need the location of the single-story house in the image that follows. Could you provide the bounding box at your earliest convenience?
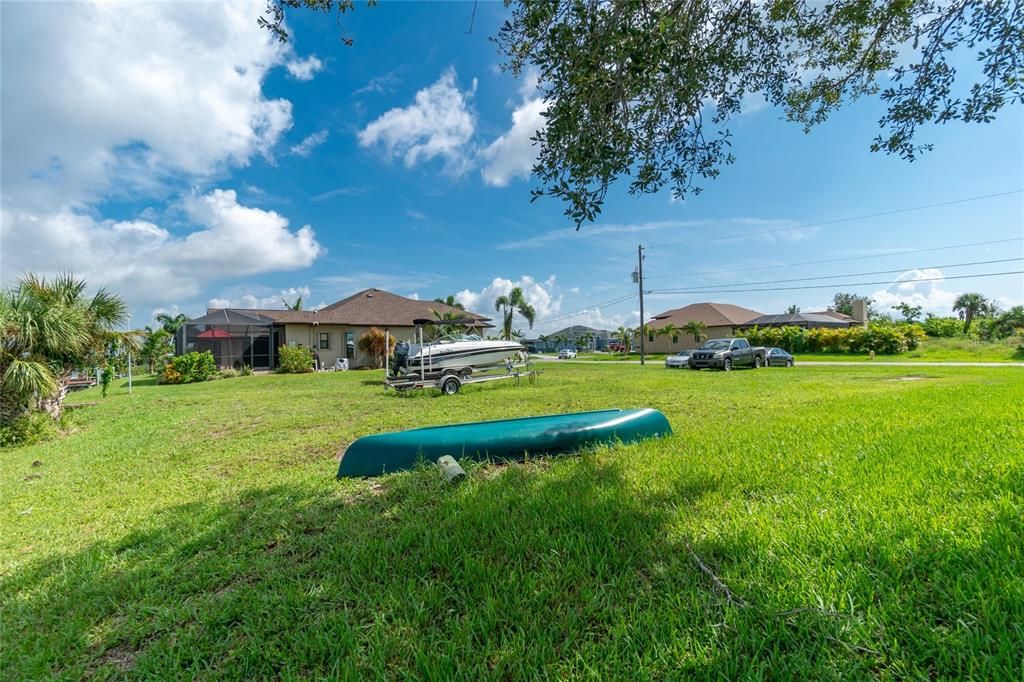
[741,312,860,329]
[176,288,492,370]
[644,302,764,352]
[525,325,614,353]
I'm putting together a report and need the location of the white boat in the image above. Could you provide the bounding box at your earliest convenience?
[392,334,525,378]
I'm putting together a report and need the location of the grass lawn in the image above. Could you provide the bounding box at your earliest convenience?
[3,364,1023,678]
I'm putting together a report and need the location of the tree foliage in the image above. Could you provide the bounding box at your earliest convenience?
[952,292,993,334]
[357,327,397,368]
[263,1,1022,225]
[0,274,129,428]
[829,292,876,319]
[494,287,536,340]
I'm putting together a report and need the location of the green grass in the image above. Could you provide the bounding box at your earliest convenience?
[3,365,1023,678]
[794,337,1024,363]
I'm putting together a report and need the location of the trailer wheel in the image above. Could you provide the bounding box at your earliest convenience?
[441,377,461,395]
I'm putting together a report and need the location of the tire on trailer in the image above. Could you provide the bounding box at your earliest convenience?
[441,376,461,395]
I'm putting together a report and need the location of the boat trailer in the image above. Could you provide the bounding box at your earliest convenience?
[383,324,541,395]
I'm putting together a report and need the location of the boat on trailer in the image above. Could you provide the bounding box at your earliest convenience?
[336,408,672,477]
[391,333,524,379]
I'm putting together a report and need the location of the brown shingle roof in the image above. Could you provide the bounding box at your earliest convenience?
[207,289,492,328]
[649,302,763,328]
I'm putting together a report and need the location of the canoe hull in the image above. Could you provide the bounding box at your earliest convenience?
[336,408,672,477]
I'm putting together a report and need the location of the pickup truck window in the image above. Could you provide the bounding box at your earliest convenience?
[733,339,749,349]
[701,339,731,350]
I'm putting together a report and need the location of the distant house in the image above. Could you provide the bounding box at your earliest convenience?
[644,302,764,352]
[176,288,492,370]
[526,325,613,353]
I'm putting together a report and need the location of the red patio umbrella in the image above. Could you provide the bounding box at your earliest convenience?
[196,328,232,339]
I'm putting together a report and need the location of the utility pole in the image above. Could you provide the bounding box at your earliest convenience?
[634,244,646,365]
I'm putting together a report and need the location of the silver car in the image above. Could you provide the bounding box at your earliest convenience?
[664,351,690,369]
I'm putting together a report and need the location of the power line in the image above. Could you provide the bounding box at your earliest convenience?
[645,189,1024,249]
[534,291,638,327]
[642,236,1024,281]
[647,270,1024,295]
[647,257,1024,292]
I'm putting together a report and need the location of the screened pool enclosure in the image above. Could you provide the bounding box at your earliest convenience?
[177,310,278,371]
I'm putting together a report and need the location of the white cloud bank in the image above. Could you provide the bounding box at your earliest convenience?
[0,2,325,312]
[480,72,546,187]
[209,286,312,310]
[358,68,477,172]
[455,275,561,329]
[870,268,960,316]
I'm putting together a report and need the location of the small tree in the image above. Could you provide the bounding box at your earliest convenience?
[953,293,992,335]
[684,320,707,344]
[785,305,800,314]
[139,326,173,373]
[894,303,923,324]
[357,327,396,369]
[829,293,876,319]
[494,287,536,341]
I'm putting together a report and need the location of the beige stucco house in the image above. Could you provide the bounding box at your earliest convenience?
[642,302,764,352]
[177,289,491,370]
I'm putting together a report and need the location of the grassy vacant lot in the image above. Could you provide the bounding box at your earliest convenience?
[3,364,1023,679]
[793,337,1024,363]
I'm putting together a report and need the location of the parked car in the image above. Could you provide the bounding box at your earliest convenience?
[664,351,690,369]
[558,348,577,359]
[765,347,795,367]
[688,337,766,371]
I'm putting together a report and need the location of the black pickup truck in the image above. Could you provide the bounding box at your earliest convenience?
[688,337,766,371]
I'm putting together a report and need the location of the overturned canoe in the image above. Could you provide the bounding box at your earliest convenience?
[336,408,672,478]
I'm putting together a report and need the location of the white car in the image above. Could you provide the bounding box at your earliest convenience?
[664,351,690,369]
[558,349,578,359]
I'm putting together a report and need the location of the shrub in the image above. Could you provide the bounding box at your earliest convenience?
[357,327,396,369]
[219,368,240,379]
[0,411,58,448]
[278,345,314,373]
[743,323,924,355]
[240,364,254,376]
[161,351,218,384]
[922,316,962,338]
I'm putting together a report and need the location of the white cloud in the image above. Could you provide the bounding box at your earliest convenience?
[309,185,371,201]
[209,286,311,310]
[408,292,420,300]
[358,67,477,172]
[405,210,428,221]
[290,129,329,157]
[286,55,324,81]
[1,2,293,212]
[870,268,960,316]
[454,275,561,327]
[1,189,323,306]
[354,70,401,95]
[0,2,321,315]
[481,70,546,187]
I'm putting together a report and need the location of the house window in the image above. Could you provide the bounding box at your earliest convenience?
[319,332,330,350]
[672,334,679,344]
[345,332,354,359]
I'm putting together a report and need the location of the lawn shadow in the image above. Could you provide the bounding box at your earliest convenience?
[4,458,1019,678]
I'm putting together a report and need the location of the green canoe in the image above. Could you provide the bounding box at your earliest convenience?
[336,408,672,478]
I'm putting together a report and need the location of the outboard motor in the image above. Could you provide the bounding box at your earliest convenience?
[392,341,410,376]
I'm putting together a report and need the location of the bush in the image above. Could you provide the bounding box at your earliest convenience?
[278,345,314,373]
[160,351,218,384]
[219,368,239,379]
[743,323,924,355]
[922,316,962,338]
[240,364,254,376]
[356,327,396,369]
[0,411,58,448]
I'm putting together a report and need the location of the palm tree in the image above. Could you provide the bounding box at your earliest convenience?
[433,295,465,310]
[684,320,707,344]
[494,287,536,341]
[1,274,128,423]
[615,326,633,354]
[155,312,189,336]
[953,293,990,334]
[139,326,173,373]
[429,309,464,340]
[656,323,681,347]
[282,296,303,310]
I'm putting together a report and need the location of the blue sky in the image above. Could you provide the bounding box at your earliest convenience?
[2,1,1022,333]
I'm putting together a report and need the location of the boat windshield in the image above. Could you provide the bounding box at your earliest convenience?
[431,333,483,345]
